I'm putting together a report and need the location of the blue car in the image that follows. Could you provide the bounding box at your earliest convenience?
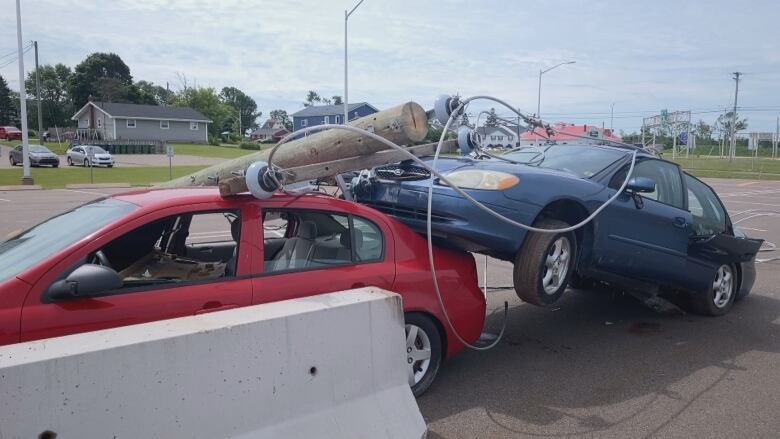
[354,143,763,316]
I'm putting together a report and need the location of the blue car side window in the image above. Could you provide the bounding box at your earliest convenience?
[685,174,726,236]
[611,159,685,209]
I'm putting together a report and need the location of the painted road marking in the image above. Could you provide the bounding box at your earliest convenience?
[740,227,768,232]
[0,198,10,202]
[737,181,761,187]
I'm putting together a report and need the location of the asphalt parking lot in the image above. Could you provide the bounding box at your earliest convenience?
[1,178,779,438]
[0,144,222,169]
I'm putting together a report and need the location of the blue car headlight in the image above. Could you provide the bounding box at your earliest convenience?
[442,169,519,190]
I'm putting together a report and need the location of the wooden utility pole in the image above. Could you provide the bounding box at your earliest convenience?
[729,72,742,163]
[160,101,429,189]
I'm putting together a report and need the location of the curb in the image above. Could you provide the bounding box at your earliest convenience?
[65,183,132,189]
[0,185,43,191]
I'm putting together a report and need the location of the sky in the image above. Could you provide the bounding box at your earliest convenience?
[1,0,779,133]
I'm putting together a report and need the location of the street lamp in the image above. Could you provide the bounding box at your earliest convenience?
[344,0,366,125]
[15,0,33,185]
[536,60,575,119]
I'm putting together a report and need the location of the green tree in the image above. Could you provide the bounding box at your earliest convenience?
[694,120,712,141]
[332,95,343,105]
[715,111,748,143]
[0,75,15,126]
[220,86,260,133]
[68,52,133,105]
[135,80,172,106]
[24,64,74,129]
[270,109,293,131]
[172,86,232,138]
[303,90,321,107]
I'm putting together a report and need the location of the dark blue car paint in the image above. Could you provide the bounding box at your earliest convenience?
[356,146,762,297]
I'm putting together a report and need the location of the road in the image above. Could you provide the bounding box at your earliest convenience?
[1,179,779,438]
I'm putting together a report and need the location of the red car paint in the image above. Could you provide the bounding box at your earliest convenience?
[0,188,485,359]
[0,126,22,141]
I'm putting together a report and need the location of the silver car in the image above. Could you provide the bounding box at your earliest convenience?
[66,145,115,167]
[9,144,60,167]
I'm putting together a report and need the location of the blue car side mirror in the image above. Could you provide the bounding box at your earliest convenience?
[626,177,656,193]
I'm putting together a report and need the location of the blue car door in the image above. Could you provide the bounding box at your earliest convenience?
[592,158,692,286]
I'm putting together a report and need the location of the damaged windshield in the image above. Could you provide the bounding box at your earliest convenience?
[502,144,626,178]
[0,198,137,282]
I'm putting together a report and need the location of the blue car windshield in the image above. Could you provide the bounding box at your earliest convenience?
[0,198,137,282]
[502,144,626,178]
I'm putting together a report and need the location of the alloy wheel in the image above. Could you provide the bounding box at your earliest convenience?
[542,236,571,295]
[713,265,734,309]
[405,323,432,387]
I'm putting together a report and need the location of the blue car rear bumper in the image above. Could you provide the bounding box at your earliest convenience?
[360,183,539,258]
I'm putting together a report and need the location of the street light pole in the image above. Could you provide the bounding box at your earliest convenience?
[536,60,575,118]
[344,0,365,126]
[610,102,615,131]
[15,0,33,185]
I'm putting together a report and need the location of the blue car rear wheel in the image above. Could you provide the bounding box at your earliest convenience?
[513,219,577,306]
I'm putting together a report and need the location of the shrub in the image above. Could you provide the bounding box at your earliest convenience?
[208,134,221,146]
[239,141,263,150]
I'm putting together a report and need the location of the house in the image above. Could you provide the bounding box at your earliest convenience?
[71,100,211,143]
[291,102,378,132]
[519,123,623,146]
[250,119,290,143]
[476,124,525,148]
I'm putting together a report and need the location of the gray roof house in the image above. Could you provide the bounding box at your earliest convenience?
[291,102,378,132]
[71,101,211,143]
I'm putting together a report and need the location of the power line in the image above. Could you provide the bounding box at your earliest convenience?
[0,44,33,69]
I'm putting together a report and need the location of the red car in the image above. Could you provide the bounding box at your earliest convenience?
[0,188,485,395]
[0,126,22,140]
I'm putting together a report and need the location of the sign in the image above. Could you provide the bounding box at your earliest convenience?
[166,145,174,157]
[679,132,688,144]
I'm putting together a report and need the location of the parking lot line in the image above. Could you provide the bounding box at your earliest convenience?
[0,198,10,202]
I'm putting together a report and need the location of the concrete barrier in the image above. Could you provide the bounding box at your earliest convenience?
[0,288,425,439]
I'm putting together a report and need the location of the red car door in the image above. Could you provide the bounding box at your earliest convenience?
[250,199,396,305]
[19,201,255,342]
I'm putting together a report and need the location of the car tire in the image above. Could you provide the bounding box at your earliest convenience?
[692,264,737,316]
[9,156,15,166]
[67,157,73,166]
[107,164,113,168]
[405,313,442,397]
[84,159,90,167]
[513,218,576,306]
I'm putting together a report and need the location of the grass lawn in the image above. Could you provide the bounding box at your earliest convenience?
[0,165,208,189]
[671,156,780,180]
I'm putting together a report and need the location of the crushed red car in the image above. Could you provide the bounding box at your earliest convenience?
[0,187,485,395]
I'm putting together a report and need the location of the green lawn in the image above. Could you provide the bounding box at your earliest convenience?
[671,156,780,181]
[0,165,208,189]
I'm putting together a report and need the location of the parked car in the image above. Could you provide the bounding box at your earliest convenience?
[0,188,485,396]
[66,145,115,167]
[353,143,763,316]
[0,126,22,141]
[8,144,59,167]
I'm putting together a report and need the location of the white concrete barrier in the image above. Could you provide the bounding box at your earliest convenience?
[0,288,425,439]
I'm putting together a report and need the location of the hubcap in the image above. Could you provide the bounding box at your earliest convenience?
[542,236,571,295]
[405,323,432,387]
[712,265,734,309]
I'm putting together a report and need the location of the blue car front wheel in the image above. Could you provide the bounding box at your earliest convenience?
[513,219,577,306]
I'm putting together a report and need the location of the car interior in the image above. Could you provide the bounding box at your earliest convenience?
[85,210,240,288]
[262,210,382,273]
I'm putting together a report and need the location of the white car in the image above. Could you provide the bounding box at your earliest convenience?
[66,145,115,167]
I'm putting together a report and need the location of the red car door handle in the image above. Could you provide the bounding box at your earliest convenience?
[195,304,239,315]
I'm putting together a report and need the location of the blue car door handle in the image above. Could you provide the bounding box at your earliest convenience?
[673,216,687,228]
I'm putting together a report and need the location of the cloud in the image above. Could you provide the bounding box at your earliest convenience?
[0,0,778,131]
